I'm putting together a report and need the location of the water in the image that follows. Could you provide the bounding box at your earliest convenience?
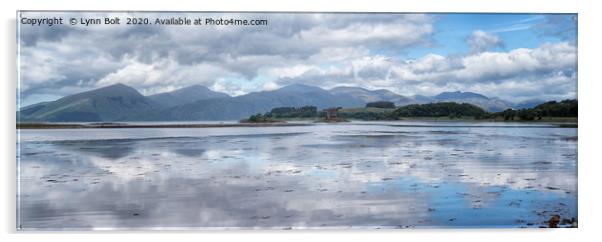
[16,121,578,230]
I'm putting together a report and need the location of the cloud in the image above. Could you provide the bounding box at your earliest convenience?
[454,42,575,82]
[18,12,577,105]
[95,57,236,95]
[466,30,504,53]
[18,13,434,99]
[298,18,433,49]
[271,42,576,101]
[536,15,577,41]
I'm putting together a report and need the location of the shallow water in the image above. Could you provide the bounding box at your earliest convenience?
[17,121,577,229]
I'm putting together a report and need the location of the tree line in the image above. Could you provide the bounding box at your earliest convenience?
[480,99,577,121]
[242,99,577,122]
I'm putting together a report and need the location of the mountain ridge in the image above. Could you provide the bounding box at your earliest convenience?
[148,84,230,108]
[18,83,550,122]
[18,83,158,122]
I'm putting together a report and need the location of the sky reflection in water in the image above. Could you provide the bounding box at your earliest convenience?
[17,122,577,229]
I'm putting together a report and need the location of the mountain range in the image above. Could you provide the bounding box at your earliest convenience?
[18,83,548,122]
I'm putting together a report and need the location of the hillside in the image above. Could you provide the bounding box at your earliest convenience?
[18,84,158,122]
[141,84,364,121]
[148,85,230,107]
[329,86,413,106]
[18,83,560,122]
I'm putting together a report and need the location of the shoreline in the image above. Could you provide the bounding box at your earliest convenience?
[16,122,312,129]
[16,118,577,129]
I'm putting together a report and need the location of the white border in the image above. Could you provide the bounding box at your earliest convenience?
[2,0,601,241]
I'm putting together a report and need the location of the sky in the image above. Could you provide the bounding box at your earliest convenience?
[18,12,577,107]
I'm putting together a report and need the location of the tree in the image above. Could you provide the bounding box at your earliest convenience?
[366,101,395,109]
[247,113,262,122]
[268,106,318,118]
[488,99,577,121]
[501,109,517,121]
[392,102,487,118]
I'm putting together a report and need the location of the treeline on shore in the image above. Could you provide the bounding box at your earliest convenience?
[242,99,577,122]
[480,99,577,121]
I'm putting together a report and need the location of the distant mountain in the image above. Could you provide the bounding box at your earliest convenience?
[514,99,546,109]
[278,83,326,93]
[19,83,534,122]
[18,83,158,122]
[141,84,364,121]
[329,88,515,112]
[329,86,414,106]
[432,91,488,100]
[148,85,229,107]
[411,94,433,104]
[430,91,513,112]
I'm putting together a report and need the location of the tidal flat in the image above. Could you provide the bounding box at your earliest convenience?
[17,121,577,230]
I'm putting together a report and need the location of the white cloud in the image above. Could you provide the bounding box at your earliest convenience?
[18,12,576,103]
[298,20,433,49]
[96,57,236,95]
[273,42,577,101]
[466,30,503,53]
[388,42,575,83]
[264,65,316,79]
